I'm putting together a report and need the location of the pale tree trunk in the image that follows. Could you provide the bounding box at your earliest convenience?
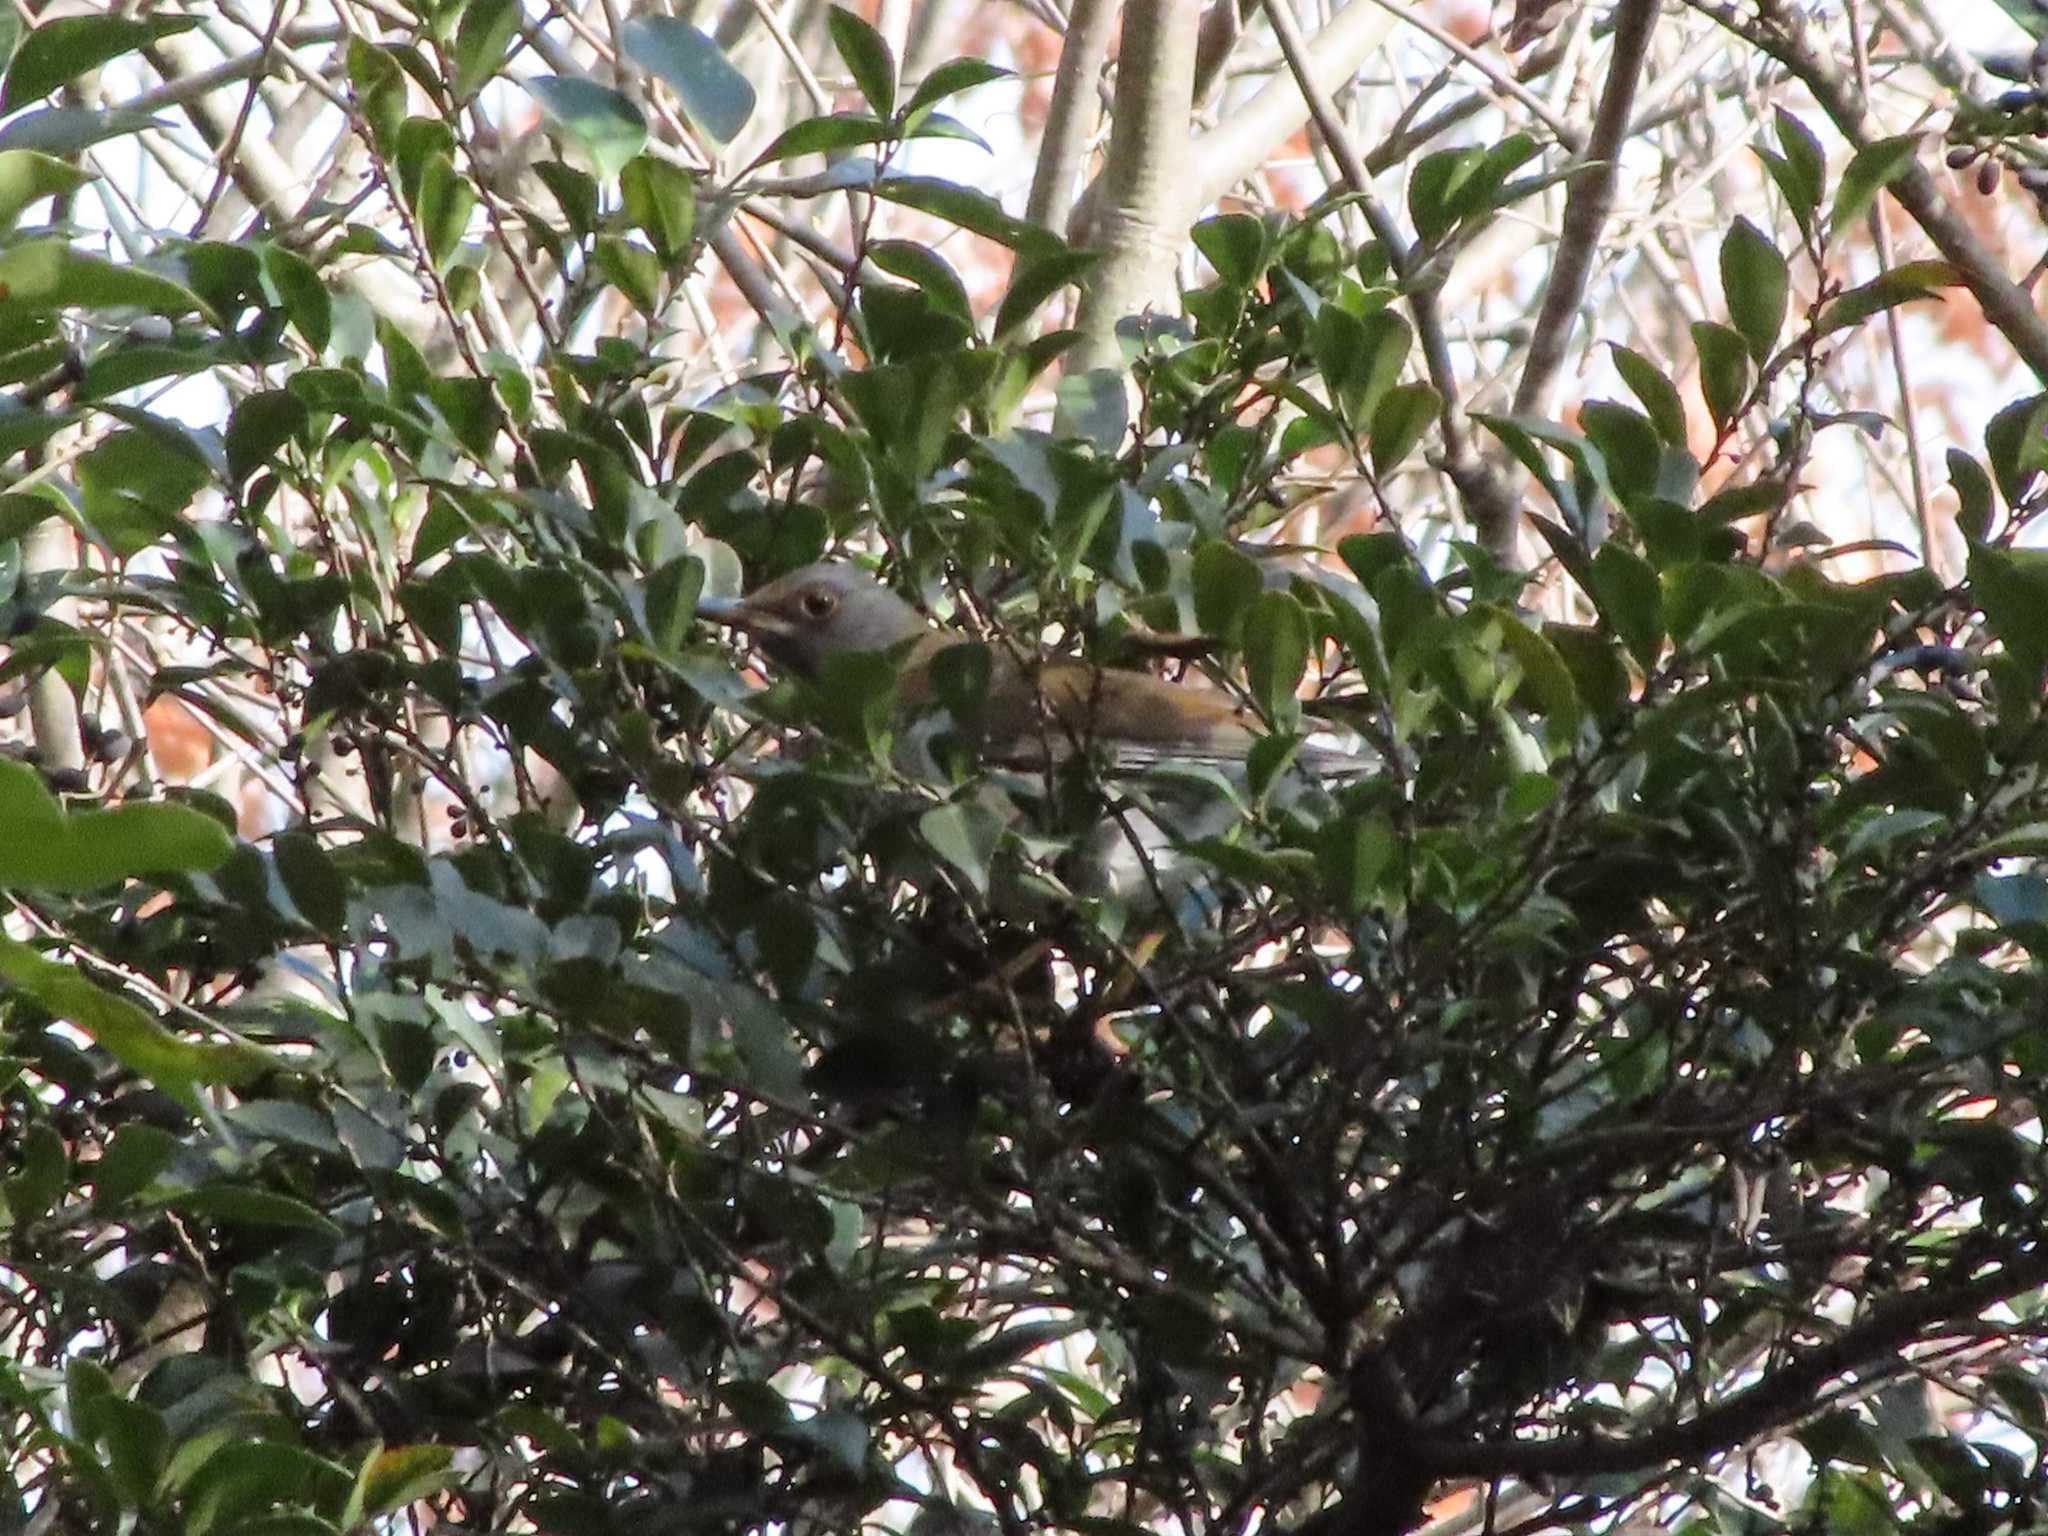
[1069,0,1202,378]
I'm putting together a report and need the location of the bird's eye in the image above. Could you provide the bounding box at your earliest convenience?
[448,1048,471,1070]
[800,589,838,621]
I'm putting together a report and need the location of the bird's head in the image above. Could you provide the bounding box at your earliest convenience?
[700,561,930,677]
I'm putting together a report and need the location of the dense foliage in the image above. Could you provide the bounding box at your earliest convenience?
[4,2,2048,1534]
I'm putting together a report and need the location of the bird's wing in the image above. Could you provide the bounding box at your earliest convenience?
[903,642,1377,779]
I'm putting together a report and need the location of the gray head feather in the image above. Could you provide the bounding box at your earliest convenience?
[707,561,930,677]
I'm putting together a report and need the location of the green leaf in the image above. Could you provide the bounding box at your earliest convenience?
[1578,401,1661,503]
[621,16,756,147]
[413,151,476,269]
[78,425,210,556]
[593,236,663,315]
[868,240,972,326]
[1193,541,1262,642]
[92,1123,179,1208]
[259,245,331,354]
[1949,448,1994,542]
[0,759,234,891]
[1969,543,2048,676]
[1370,381,1439,473]
[225,390,311,488]
[171,1184,341,1236]
[1832,133,1921,230]
[1313,307,1409,426]
[1491,609,1581,731]
[1690,321,1751,430]
[0,935,270,1095]
[3,14,198,112]
[355,1444,457,1521]
[1773,109,1827,227]
[749,113,894,166]
[1984,394,2048,507]
[347,38,406,154]
[827,6,897,119]
[99,1398,169,1509]
[274,830,348,935]
[1409,145,1486,243]
[0,149,89,233]
[1814,260,1961,335]
[1192,213,1268,289]
[0,106,163,156]
[919,801,1004,896]
[523,76,648,182]
[0,240,204,318]
[905,57,1011,117]
[1590,542,1665,666]
[1245,590,1310,728]
[1609,344,1689,446]
[1720,217,1789,359]
[994,248,1097,342]
[453,0,521,99]
[619,154,697,260]
[873,175,1054,254]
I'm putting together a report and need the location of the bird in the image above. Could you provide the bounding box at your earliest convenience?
[697,559,1361,777]
[699,560,1374,918]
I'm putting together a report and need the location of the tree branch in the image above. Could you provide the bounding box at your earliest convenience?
[1723,0,2048,383]
[1416,1243,2048,1479]
[1069,0,1202,375]
[1511,0,1660,419]
[1027,0,1120,233]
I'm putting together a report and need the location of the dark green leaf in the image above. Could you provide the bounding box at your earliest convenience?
[1720,217,1789,358]
[259,245,332,354]
[1833,133,1921,230]
[0,241,204,318]
[226,390,311,488]
[1409,146,1485,243]
[92,1123,179,1208]
[621,16,756,146]
[1192,213,1268,289]
[1192,541,1262,641]
[1815,260,1961,335]
[1773,108,1827,226]
[0,149,89,232]
[1590,542,1665,666]
[1609,344,1689,446]
[1690,321,1751,430]
[905,57,1011,117]
[749,113,893,166]
[919,801,1004,896]
[873,174,1054,253]
[994,248,1097,342]
[868,240,972,326]
[1578,401,1661,503]
[413,151,476,269]
[827,6,897,118]
[1949,448,1994,542]
[1313,307,1409,426]
[454,0,522,100]
[1370,381,1439,473]
[523,76,648,182]
[0,936,270,1094]
[3,14,197,112]
[1245,590,1310,727]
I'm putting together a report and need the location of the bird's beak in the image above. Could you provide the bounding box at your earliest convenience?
[699,594,799,648]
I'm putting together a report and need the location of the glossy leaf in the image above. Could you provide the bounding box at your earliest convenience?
[523,76,648,182]
[621,16,756,147]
